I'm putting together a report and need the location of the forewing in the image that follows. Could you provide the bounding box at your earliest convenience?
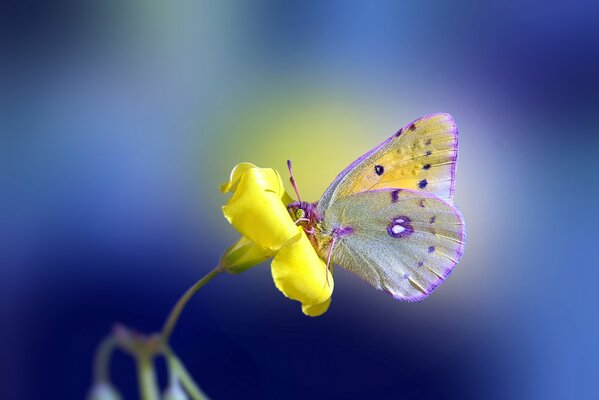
[318,113,458,213]
[322,189,465,301]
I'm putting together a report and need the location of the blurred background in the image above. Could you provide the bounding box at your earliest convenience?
[1,1,597,399]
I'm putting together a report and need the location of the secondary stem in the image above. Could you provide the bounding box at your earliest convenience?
[165,346,209,400]
[91,266,222,397]
[93,335,117,383]
[137,356,159,400]
[160,265,223,344]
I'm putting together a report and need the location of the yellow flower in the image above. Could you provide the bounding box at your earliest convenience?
[219,163,333,316]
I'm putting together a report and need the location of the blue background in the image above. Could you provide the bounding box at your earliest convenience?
[1,1,597,399]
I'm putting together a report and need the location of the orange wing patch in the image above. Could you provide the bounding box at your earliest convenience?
[341,113,458,202]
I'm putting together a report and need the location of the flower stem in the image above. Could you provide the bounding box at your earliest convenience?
[137,356,159,400]
[165,346,209,400]
[93,335,117,383]
[161,265,223,344]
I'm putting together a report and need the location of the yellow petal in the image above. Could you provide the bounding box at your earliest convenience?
[220,236,275,274]
[301,297,332,317]
[222,166,299,251]
[271,227,333,307]
[220,162,257,193]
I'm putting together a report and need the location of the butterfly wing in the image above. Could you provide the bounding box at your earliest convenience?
[318,188,465,301]
[318,113,458,214]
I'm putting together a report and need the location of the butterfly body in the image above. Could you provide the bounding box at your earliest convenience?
[287,113,465,301]
[287,201,322,248]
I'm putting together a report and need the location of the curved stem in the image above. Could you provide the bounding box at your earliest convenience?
[137,355,160,400]
[161,265,223,344]
[93,335,117,383]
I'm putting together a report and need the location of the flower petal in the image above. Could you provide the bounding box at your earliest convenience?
[220,236,275,274]
[222,166,299,251]
[220,162,257,193]
[271,227,333,307]
[301,297,332,317]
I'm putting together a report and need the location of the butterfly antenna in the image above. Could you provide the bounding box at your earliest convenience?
[287,159,302,202]
[325,236,336,287]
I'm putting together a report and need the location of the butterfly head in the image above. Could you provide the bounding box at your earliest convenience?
[287,201,320,227]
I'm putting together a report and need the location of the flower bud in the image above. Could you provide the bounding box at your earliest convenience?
[220,236,275,274]
[87,382,123,400]
[162,383,189,400]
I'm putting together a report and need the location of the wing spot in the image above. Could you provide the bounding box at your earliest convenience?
[394,128,403,137]
[387,216,414,238]
[428,246,435,253]
[417,261,424,267]
[419,199,426,208]
[391,189,400,203]
[334,226,354,237]
[426,150,432,156]
[429,215,436,224]
[374,164,384,175]
[418,179,428,189]
[408,122,416,131]
[423,164,431,170]
[391,224,405,235]
[425,138,432,145]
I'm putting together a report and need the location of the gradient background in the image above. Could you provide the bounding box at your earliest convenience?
[1,1,598,399]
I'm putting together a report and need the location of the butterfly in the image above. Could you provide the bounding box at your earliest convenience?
[287,113,465,301]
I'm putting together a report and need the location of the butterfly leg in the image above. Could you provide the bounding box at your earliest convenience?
[325,235,337,287]
[295,217,316,236]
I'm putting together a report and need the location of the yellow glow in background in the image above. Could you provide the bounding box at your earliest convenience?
[200,81,514,315]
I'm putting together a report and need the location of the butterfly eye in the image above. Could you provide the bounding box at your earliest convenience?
[295,208,306,219]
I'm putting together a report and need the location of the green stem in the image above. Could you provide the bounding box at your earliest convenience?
[93,335,117,383]
[137,356,160,400]
[161,265,223,344]
[165,347,209,400]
